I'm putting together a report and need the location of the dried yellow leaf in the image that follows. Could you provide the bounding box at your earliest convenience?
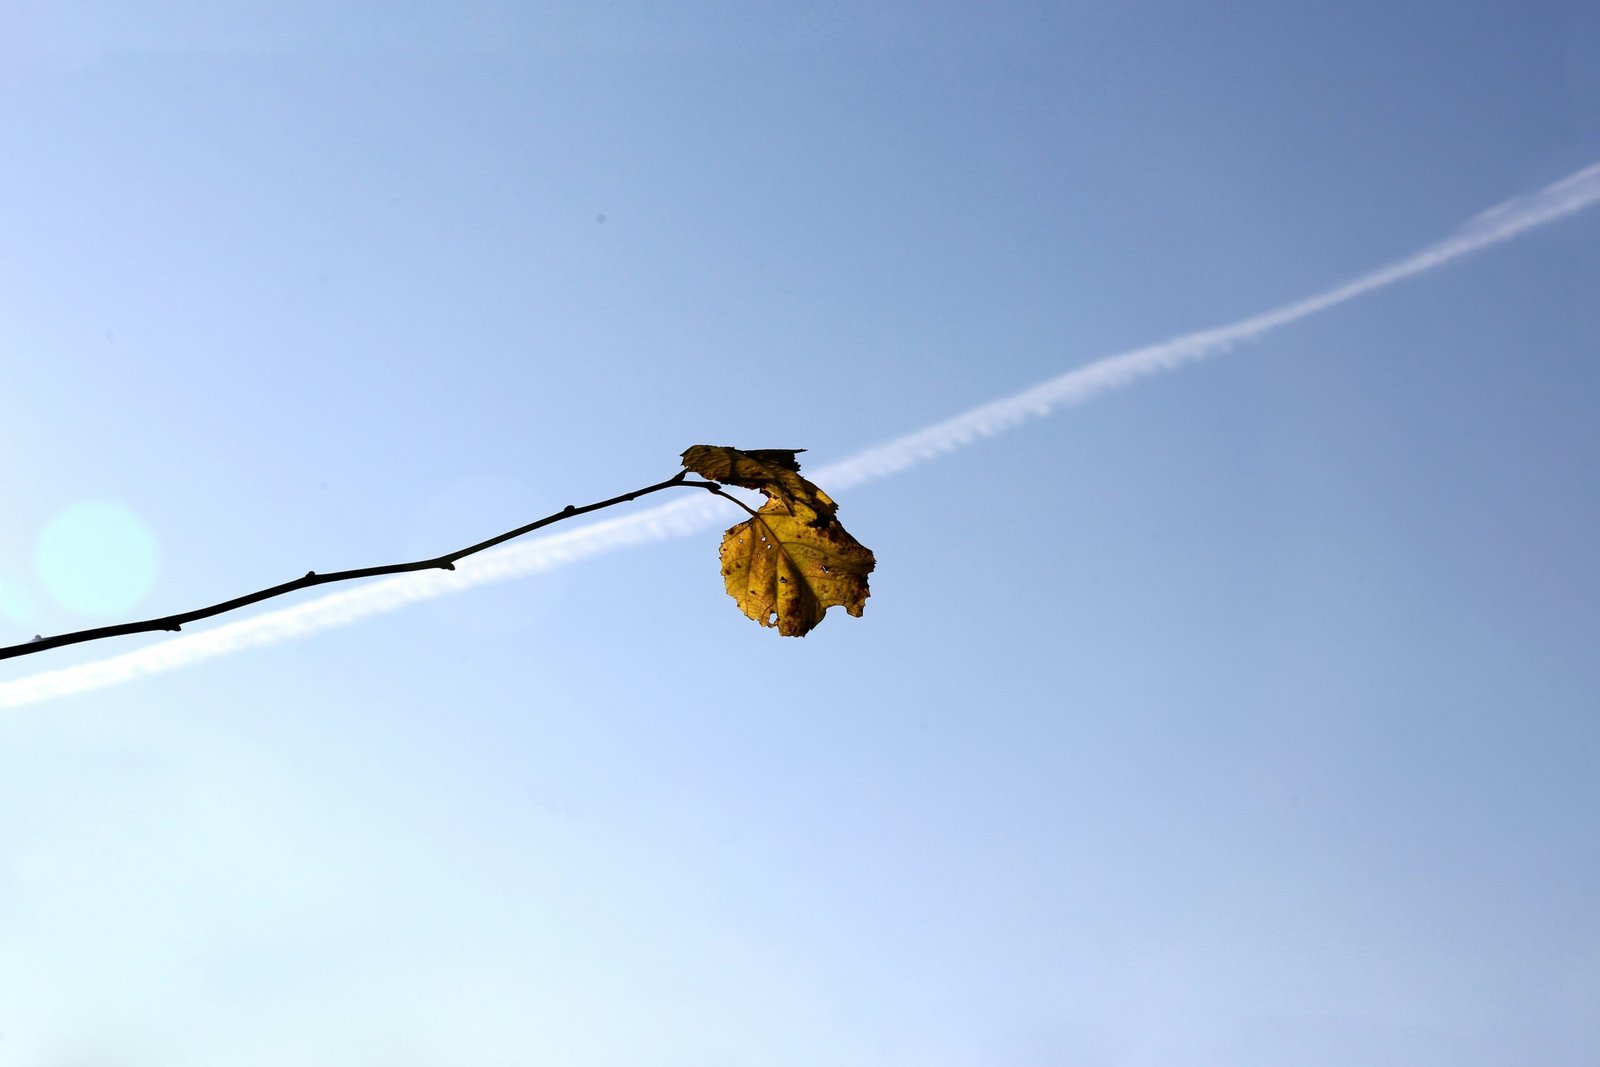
[682,445,875,636]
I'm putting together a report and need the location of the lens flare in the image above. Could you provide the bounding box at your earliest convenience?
[33,502,160,617]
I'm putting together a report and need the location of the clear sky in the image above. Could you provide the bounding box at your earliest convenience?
[3,3,1598,1064]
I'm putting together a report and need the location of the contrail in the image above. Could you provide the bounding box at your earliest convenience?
[808,162,1600,490]
[4,162,1598,710]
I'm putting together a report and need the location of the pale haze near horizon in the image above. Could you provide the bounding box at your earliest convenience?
[3,4,1599,1064]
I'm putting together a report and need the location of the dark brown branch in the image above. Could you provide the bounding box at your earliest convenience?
[2,472,726,662]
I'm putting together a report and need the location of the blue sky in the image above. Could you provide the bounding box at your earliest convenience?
[3,3,1599,1063]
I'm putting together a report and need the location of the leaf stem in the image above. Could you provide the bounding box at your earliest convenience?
[1,472,728,662]
[702,485,764,520]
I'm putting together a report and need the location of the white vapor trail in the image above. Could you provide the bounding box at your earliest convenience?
[4,161,1598,710]
[808,161,1600,491]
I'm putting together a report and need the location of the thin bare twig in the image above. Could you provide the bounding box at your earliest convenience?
[1,472,725,662]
